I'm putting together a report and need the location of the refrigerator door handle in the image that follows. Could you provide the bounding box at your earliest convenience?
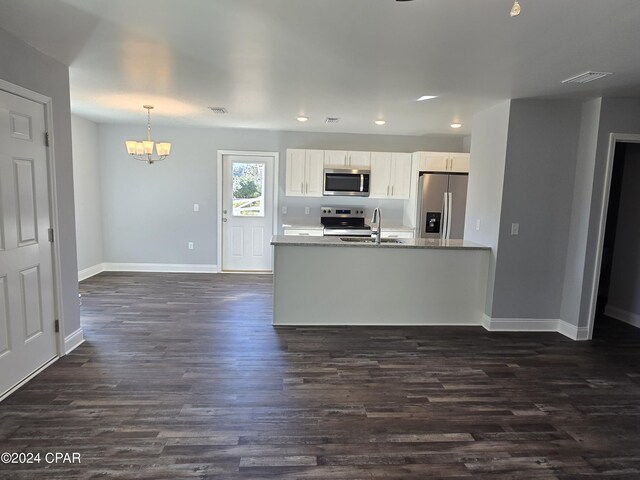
[442,191,448,239]
[446,192,453,240]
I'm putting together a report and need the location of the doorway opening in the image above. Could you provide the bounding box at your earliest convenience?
[216,151,279,273]
[593,141,640,338]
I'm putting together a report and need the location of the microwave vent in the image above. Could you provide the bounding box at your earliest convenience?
[562,71,613,84]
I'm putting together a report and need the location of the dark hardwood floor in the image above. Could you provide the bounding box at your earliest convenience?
[1,272,640,479]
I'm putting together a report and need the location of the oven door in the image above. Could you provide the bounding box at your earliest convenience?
[323,169,370,196]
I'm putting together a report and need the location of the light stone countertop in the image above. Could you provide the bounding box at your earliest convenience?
[282,223,415,231]
[271,235,490,250]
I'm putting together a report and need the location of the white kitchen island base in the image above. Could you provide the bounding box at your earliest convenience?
[272,236,490,326]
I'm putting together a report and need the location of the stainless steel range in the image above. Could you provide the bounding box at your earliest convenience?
[320,206,371,237]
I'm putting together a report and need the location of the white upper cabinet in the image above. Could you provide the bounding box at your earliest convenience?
[370,152,412,199]
[369,152,392,197]
[324,150,371,168]
[286,149,324,197]
[390,153,412,199]
[416,152,470,173]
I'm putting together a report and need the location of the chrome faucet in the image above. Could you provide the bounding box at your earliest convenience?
[371,208,382,245]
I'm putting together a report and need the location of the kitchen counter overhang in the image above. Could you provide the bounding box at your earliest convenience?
[272,236,491,326]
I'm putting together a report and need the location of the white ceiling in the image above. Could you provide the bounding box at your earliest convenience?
[1,0,640,135]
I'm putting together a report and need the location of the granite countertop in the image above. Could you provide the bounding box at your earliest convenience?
[282,223,415,231]
[271,235,490,250]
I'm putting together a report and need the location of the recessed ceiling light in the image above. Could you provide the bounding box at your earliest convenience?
[417,95,438,102]
[510,0,521,17]
[296,116,309,122]
[375,120,386,126]
[208,106,228,114]
[450,123,462,129]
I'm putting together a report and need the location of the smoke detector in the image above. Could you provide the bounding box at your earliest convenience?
[325,117,340,124]
[562,72,613,84]
[208,106,228,114]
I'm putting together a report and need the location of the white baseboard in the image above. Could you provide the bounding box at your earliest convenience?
[483,316,559,332]
[102,263,218,273]
[64,328,85,354]
[78,263,105,281]
[557,320,591,341]
[483,315,590,341]
[605,305,640,329]
[0,356,58,403]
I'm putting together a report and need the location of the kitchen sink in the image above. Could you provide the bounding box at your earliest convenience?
[341,237,404,244]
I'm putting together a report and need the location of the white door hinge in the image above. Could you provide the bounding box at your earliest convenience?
[54,319,59,333]
[48,228,54,243]
[45,132,50,147]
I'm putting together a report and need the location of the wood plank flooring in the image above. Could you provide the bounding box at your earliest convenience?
[1,272,640,479]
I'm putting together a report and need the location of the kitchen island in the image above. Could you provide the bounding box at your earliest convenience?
[271,236,491,326]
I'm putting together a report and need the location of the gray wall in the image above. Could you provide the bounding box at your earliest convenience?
[572,98,640,328]
[560,98,602,327]
[607,144,640,316]
[98,124,463,265]
[0,27,80,338]
[71,115,103,271]
[464,101,511,315]
[491,100,580,319]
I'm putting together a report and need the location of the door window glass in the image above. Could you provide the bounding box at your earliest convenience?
[232,162,265,217]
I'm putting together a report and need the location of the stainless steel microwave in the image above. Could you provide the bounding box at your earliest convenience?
[323,168,370,197]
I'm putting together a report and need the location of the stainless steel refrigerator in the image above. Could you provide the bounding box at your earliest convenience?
[417,172,468,240]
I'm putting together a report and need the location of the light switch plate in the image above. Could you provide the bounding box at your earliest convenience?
[282,206,287,215]
[188,242,194,250]
[476,219,481,231]
[305,207,310,215]
[511,223,520,236]
[193,203,200,212]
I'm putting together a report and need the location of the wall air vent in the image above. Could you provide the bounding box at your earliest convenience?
[325,117,340,124]
[208,107,228,114]
[562,72,613,84]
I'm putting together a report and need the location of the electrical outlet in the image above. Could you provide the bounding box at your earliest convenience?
[305,207,310,215]
[511,223,520,236]
[188,242,194,250]
[476,219,481,231]
[282,206,287,215]
[193,203,199,212]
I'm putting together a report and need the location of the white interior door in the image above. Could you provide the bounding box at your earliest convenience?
[0,90,57,397]
[222,154,275,272]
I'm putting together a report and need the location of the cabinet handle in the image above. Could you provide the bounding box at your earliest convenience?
[389,235,398,238]
[301,181,304,193]
[386,185,389,196]
[299,233,309,236]
[348,154,351,165]
[391,185,394,196]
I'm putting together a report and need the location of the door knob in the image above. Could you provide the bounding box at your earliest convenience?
[223,218,228,222]
[223,209,227,214]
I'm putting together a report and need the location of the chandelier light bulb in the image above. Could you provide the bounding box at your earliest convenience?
[510,0,521,17]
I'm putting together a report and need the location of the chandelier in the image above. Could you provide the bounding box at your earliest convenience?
[124,105,171,164]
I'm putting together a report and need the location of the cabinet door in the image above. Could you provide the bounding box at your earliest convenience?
[324,150,348,167]
[420,152,448,172]
[286,149,306,196]
[284,228,324,237]
[369,152,392,198]
[390,153,412,199]
[347,151,371,168]
[449,153,470,173]
[305,149,325,197]
[381,229,415,239]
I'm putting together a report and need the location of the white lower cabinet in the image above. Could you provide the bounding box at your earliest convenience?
[381,229,415,239]
[283,228,324,237]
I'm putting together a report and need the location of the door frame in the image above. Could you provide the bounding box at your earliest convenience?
[586,133,640,340]
[0,79,64,359]
[216,150,280,273]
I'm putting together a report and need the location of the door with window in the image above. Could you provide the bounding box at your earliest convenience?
[0,89,57,397]
[221,154,275,272]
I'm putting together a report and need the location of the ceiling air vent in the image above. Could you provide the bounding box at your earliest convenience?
[325,117,340,124]
[562,71,613,84]
[208,106,228,114]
